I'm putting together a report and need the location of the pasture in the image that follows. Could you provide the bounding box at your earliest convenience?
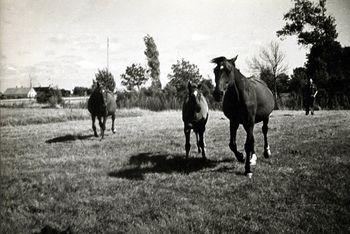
[1,108,349,233]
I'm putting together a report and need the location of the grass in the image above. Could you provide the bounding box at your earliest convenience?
[1,109,350,233]
[0,108,147,127]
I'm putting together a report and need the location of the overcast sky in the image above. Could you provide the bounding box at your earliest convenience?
[1,0,349,92]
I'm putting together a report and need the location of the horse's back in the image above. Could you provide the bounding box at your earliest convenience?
[197,95,209,119]
[249,78,274,122]
[105,92,117,115]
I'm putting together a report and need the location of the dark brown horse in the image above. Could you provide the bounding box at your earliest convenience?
[212,55,274,177]
[182,82,209,159]
[88,82,117,139]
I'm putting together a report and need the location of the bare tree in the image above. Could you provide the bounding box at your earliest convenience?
[248,41,288,105]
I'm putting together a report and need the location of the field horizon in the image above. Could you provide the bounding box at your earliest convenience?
[1,109,349,233]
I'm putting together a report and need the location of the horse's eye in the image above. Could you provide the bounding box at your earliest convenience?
[220,65,224,70]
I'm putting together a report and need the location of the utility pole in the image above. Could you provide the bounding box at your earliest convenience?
[107,37,109,71]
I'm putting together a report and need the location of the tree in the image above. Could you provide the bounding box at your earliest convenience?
[94,68,116,92]
[277,0,337,46]
[166,59,204,99]
[259,68,275,92]
[277,0,350,109]
[121,63,148,91]
[290,67,308,93]
[144,34,161,89]
[73,87,91,96]
[276,73,290,94]
[248,41,288,106]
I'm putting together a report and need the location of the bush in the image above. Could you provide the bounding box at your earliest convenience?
[36,88,64,107]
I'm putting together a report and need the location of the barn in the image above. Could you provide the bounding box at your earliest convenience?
[3,87,37,99]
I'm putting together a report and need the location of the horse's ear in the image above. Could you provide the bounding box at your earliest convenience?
[230,55,238,64]
[188,81,192,91]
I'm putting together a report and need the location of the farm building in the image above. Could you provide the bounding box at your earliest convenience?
[3,87,37,99]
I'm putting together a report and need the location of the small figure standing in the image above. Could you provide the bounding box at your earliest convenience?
[182,82,209,159]
[305,78,318,115]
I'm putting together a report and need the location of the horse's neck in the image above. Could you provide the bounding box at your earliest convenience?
[233,69,246,85]
[227,68,245,102]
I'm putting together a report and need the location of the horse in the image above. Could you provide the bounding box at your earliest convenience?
[211,55,274,178]
[182,81,209,159]
[88,82,117,139]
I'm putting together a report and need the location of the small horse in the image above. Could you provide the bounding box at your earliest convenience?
[88,82,117,139]
[182,82,209,159]
[212,55,274,177]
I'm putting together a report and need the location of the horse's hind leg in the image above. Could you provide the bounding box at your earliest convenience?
[98,116,106,139]
[229,120,244,163]
[184,126,191,159]
[111,113,116,134]
[92,115,98,137]
[262,118,272,158]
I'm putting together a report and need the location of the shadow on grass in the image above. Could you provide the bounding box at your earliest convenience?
[108,152,235,180]
[46,134,95,143]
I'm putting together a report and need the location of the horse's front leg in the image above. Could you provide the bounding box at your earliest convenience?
[184,125,191,159]
[111,113,116,134]
[97,116,106,140]
[91,115,98,137]
[198,127,206,160]
[243,124,255,178]
[195,131,201,154]
[229,120,244,163]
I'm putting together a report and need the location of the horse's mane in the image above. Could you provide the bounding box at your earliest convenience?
[211,56,227,64]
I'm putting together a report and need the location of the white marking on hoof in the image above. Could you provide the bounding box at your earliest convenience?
[266,146,271,156]
[247,173,253,179]
[250,153,257,165]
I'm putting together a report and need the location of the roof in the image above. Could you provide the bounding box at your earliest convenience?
[4,87,32,95]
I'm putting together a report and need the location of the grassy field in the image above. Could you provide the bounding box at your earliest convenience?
[0,108,147,127]
[1,109,349,233]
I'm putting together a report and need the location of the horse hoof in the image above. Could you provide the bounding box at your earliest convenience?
[246,172,253,179]
[264,150,271,158]
[250,154,257,165]
[236,152,245,163]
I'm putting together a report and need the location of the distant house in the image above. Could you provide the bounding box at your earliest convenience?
[3,87,37,99]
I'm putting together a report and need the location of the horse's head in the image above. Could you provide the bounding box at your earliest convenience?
[187,81,202,113]
[211,55,238,102]
[92,82,107,108]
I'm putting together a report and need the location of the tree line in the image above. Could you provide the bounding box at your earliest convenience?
[43,0,349,110]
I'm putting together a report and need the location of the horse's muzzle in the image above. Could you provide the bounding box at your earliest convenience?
[213,89,223,102]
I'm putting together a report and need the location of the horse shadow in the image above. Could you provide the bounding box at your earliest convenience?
[108,152,235,180]
[45,134,94,143]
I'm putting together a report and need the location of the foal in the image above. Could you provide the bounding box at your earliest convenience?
[182,82,209,159]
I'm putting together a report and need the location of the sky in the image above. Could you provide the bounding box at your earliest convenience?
[0,0,349,92]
